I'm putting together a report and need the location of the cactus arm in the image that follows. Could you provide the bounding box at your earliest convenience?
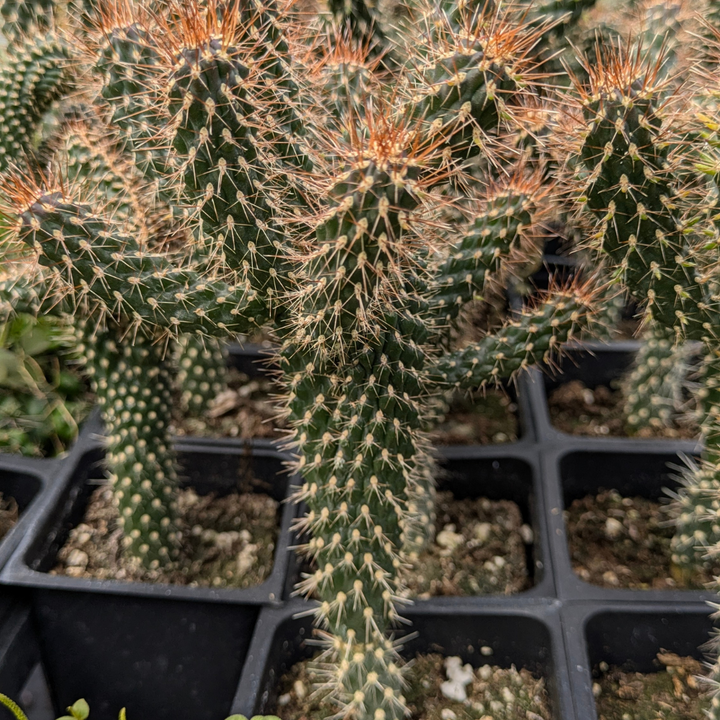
[621,323,689,435]
[93,14,172,195]
[0,32,72,170]
[429,181,538,329]
[404,7,543,166]
[164,37,291,304]
[574,55,712,338]
[79,324,179,568]
[9,192,269,336]
[434,287,593,390]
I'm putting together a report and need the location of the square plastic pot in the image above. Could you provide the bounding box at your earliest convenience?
[525,341,700,453]
[562,602,715,720]
[230,598,576,720]
[541,444,715,603]
[0,414,298,720]
[0,454,67,574]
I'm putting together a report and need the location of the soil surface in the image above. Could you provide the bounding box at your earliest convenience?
[52,485,278,588]
[275,653,551,720]
[0,494,19,541]
[400,492,530,597]
[430,390,519,445]
[174,370,518,446]
[566,490,718,590]
[595,653,710,720]
[548,380,698,439]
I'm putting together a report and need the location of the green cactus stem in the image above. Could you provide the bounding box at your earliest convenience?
[162,11,292,301]
[573,44,714,339]
[621,324,689,436]
[0,30,72,170]
[175,335,228,417]
[404,7,544,165]
[78,323,180,566]
[1,0,55,36]
[429,174,544,332]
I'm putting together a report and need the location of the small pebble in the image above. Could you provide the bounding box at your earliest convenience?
[481,646,494,656]
[520,524,534,543]
[293,680,306,700]
[592,682,601,697]
[440,710,457,720]
[277,694,291,707]
[602,570,620,586]
[604,517,624,539]
[66,549,88,569]
[436,525,465,552]
[479,665,492,680]
[473,522,492,543]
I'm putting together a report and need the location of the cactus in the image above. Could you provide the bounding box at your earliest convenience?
[0,30,72,170]
[565,39,720,587]
[1,0,56,36]
[175,335,228,417]
[621,323,690,436]
[0,1,599,715]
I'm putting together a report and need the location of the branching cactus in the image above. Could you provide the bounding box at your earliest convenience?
[0,2,600,716]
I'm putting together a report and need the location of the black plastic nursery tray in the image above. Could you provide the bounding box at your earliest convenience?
[230,598,573,720]
[562,602,715,720]
[221,338,720,720]
[3,337,718,719]
[0,414,297,720]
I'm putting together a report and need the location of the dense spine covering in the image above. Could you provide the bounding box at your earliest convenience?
[429,177,540,330]
[1,0,55,36]
[0,0,604,711]
[162,13,291,304]
[286,134,434,720]
[621,324,689,435]
[403,5,544,167]
[572,47,714,338]
[567,44,720,597]
[79,325,179,566]
[0,31,71,170]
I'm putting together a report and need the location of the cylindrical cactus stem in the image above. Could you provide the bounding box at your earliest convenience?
[1,0,55,36]
[161,7,291,300]
[92,0,172,195]
[0,30,72,170]
[621,323,689,436]
[669,344,720,572]
[434,284,596,390]
[571,43,710,339]
[176,335,228,417]
[285,119,442,720]
[429,172,545,334]
[78,322,180,568]
[403,4,545,167]
[2,176,270,337]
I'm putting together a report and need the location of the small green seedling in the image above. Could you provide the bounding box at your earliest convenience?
[57,698,90,720]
